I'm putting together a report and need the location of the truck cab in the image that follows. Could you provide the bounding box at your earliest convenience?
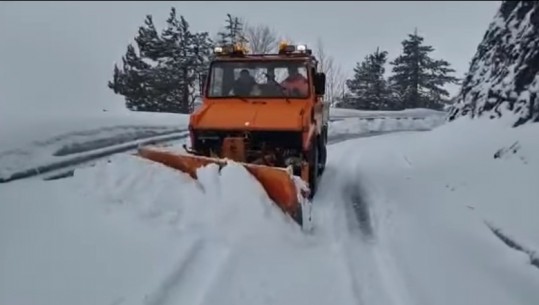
[188,42,329,197]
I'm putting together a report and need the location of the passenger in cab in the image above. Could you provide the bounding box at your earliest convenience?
[281,66,308,97]
[262,70,283,96]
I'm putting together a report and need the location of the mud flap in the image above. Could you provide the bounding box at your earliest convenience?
[137,147,307,226]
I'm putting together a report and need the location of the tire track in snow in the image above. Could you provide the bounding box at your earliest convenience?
[352,168,417,305]
[143,239,232,305]
[337,181,381,305]
[320,142,416,305]
[312,168,368,305]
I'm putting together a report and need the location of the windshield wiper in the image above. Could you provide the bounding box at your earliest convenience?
[230,95,250,103]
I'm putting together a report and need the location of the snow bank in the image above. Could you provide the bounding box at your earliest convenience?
[348,114,539,251]
[402,116,539,250]
[334,115,539,305]
[0,171,191,305]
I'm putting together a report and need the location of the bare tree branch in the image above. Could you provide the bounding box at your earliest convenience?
[243,22,279,54]
[315,38,346,106]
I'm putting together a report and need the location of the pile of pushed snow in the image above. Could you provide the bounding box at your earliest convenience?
[0,152,305,305]
[449,1,539,126]
[71,154,300,241]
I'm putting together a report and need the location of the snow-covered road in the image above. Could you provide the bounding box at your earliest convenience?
[1,111,538,305]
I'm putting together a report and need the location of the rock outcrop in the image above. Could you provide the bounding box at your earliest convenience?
[448,1,539,127]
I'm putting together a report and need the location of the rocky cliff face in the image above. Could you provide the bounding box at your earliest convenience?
[448,1,539,127]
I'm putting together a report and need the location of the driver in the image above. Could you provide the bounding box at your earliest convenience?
[281,65,308,96]
[231,69,257,96]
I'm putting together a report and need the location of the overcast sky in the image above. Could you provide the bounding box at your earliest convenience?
[0,1,500,117]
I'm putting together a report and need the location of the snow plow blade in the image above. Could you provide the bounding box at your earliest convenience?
[137,147,306,225]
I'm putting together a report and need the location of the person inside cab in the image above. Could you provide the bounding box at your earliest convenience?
[231,69,257,96]
[262,69,283,96]
[281,65,308,97]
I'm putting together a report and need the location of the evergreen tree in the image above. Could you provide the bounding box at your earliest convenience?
[345,48,393,110]
[160,9,197,113]
[108,7,213,113]
[108,44,158,111]
[134,15,163,61]
[217,14,246,46]
[191,31,213,103]
[389,30,459,110]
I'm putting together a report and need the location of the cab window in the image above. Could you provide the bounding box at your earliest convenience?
[207,61,309,98]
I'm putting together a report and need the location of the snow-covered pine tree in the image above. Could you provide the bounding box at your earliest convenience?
[136,12,184,113]
[346,59,373,110]
[159,9,195,113]
[108,42,155,112]
[191,31,213,105]
[345,48,393,110]
[108,13,170,112]
[389,30,459,110]
[217,14,247,47]
[109,7,213,114]
[448,1,539,127]
[160,8,214,113]
[134,15,163,61]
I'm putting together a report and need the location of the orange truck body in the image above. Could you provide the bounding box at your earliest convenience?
[138,44,329,226]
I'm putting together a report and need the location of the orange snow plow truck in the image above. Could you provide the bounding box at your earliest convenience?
[137,42,329,226]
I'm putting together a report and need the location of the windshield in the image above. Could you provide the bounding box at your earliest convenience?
[207,60,310,99]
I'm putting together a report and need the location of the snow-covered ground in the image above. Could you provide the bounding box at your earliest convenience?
[0,111,189,180]
[1,112,538,305]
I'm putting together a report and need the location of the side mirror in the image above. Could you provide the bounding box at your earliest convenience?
[314,72,326,95]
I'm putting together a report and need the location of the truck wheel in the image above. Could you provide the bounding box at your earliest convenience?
[322,126,328,144]
[291,203,303,227]
[308,140,319,199]
[318,139,327,175]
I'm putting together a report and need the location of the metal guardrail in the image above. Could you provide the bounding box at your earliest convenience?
[329,116,440,122]
[0,131,189,184]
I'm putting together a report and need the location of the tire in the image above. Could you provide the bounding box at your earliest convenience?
[291,203,303,227]
[318,138,327,175]
[322,125,328,144]
[308,139,320,199]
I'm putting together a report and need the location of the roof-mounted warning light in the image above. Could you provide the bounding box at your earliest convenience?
[278,41,312,55]
[214,43,249,56]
